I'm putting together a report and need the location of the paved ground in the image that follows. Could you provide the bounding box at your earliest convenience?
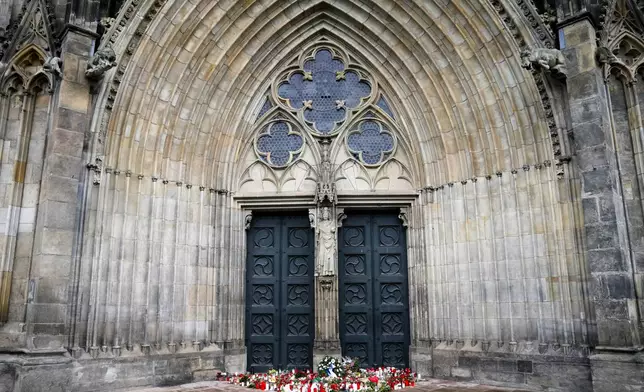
[129,380,530,392]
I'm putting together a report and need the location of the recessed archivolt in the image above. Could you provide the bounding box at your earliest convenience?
[97,0,554,190]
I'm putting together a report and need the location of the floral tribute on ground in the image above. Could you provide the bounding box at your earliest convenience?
[217,357,418,392]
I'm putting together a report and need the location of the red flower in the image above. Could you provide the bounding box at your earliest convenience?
[368,376,379,383]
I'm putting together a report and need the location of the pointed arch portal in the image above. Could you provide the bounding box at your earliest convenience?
[68,0,589,383]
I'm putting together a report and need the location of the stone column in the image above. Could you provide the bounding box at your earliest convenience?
[310,206,343,368]
[561,16,644,391]
[25,28,94,350]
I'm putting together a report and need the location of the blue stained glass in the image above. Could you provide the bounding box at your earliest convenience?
[257,98,273,120]
[377,96,395,119]
[257,122,304,167]
[347,121,394,165]
[277,49,371,135]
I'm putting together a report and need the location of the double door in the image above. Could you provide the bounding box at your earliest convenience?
[245,210,409,371]
[338,211,410,368]
[246,213,314,372]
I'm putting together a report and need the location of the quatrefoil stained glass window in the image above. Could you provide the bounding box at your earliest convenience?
[347,120,395,166]
[277,49,371,135]
[255,121,304,167]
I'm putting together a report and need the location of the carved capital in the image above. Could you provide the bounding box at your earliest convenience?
[244,211,253,230]
[336,208,347,227]
[308,208,317,229]
[398,207,409,227]
[319,277,334,291]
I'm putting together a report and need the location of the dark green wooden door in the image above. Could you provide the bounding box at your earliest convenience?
[246,213,314,372]
[338,211,409,368]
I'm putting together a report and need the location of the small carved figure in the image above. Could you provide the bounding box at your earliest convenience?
[43,56,62,78]
[100,17,116,31]
[520,47,567,77]
[85,48,117,80]
[596,46,618,65]
[316,206,337,276]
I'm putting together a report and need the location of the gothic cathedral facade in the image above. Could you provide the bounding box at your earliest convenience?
[0,0,643,391]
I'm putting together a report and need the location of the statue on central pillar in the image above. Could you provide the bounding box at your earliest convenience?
[316,206,337,276]
[310,137,342,367]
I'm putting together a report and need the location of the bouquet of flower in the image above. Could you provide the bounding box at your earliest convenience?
[221,357,418,392]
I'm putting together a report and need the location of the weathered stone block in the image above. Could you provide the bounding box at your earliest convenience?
[582,168,612,195]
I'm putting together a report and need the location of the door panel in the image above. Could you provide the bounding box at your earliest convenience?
[246,214,314,372]
[339,211,409,368]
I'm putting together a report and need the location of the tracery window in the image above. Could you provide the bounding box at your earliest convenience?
[250,43,405,177]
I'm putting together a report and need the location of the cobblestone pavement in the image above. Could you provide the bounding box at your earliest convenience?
[129,380,530,392]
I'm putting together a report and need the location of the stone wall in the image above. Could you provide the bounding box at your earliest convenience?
[408,165,589,348]
[0,0,643,391]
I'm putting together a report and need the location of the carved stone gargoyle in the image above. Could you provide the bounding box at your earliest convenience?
[596,46,618,65]
[43,56,63,79]
[85,48,117,81]
[520,47,567,79]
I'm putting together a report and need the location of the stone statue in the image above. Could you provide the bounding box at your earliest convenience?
[316,206,336,276]
[315,138,336,204]
[596,46,618,65]
[520,47,567,77]
[43,56,62,79]
[85,48,117,80]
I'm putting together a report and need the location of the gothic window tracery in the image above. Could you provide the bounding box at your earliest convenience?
[242,42,412,194]
[277,48,371,135]
[346,120,395,166]
[255,120,304,168]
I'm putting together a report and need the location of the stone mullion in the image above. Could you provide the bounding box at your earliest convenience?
[113,171,132,351]
[223,192,232,344]
[415,197,428,343]
[101,170,120,349]
[510,170,530,343]
[424,190,437,341]
[126,174,143,349]
[229,195,243,348]
[487,176,503,345]
[437,187,449,341]
[462,181,475,343]
[195,187,205,346]
[0,91,33,323]
[207,189,216,344]
[87,164,110,352]
[478,177,496,345]
[213,190,223,345]
[527,167,545,346]
[169,182,182,350]
[497,173,515,344]
[155,180,169,348]
[471,178,487,344]
[142,177,157,349]
[543,164,566,345]
[446,183,460,342]
[74,167,99,352]
[406,203,417,344]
